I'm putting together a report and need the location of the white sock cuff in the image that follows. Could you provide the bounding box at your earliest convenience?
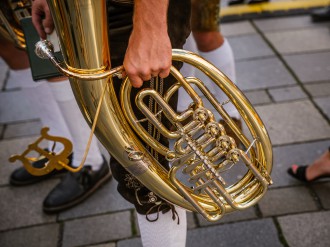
[55,95,104,170]
[198,38,233,66]
[198,37,236,83]
[137,206,187,247]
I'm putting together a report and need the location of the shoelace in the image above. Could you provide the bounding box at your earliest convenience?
[76,166,94,187]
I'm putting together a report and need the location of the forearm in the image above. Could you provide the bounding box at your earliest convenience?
[124,0,172,88]
[133,0,169,34]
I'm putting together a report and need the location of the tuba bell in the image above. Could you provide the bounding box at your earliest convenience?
[35,0,273,222]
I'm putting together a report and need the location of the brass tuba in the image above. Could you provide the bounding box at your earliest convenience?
[35,0,273,222]
[0,0,31,49]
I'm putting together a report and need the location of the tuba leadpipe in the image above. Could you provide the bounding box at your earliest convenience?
[36,0,273,222]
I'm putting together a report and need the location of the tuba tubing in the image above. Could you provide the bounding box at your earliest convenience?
[0,0,32,49]
[39,0,273,222]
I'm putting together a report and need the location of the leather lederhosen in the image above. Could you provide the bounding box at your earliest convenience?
[191,0,220,32]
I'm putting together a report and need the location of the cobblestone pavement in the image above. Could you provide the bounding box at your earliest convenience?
[1,10,330,247]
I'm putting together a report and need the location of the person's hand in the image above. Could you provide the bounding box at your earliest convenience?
[123,27,172,88]
[32,0,54,39]
[123,0,171,88]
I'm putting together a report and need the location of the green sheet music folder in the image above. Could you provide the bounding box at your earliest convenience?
[20,17,63,81]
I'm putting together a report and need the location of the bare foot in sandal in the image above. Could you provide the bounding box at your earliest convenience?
[287,147,330,182]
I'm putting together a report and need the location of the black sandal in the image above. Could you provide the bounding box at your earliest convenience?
[287,165,330,182]
[287,165,308,182]
[287,146,330,182]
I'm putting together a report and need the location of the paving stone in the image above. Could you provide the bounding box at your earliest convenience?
[228,34,275,61]
[0,223,59,247]
[58,180,134,221]
[221,21,257,37]
[0,62,8,90]
[86,243,116,247]
[311,182,330,209]
[265,27,330,54]
[0,90,40,124]
[0,179,58,231]
[0,82,66,129]
[268,86,307,102]
[4,76,22,91]
[3,120,42,139]
[132,211,140,236]
[117,237,142,247]
[0,136,44,186]
[253,15,328,32]
[278,211,330,247]
[62,212,132,247]
[98,143,111,162]
[244,90,272,105]
[314,96,330,119]
[186,218,282,247]
[258,186,318,217]
[4,68,41,90]
[255,100,330,145]
[1,58,29,90]
[271,140,330,188]
[305,81,330,97]
[283,52,330,83]
[236,57,296,91]
[187,212,197,229]
[197,206,258,226]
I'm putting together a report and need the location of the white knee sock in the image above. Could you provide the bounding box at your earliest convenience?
[31,82,73,153]
[137,206,187,247]
[48,79,104,170]
[196,38,240,119]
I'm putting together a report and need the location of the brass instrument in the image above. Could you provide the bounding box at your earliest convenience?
[35,0,273,222]
[0,0,31,48]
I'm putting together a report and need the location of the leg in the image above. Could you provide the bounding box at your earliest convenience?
[42,78,112,213]
[1,39,73,185]
[46,78,104,169]
[287,147,330,182]
[137,206,187,247]
[1,37,104,168]
[190,0,240,122]
[177,34,198,112]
